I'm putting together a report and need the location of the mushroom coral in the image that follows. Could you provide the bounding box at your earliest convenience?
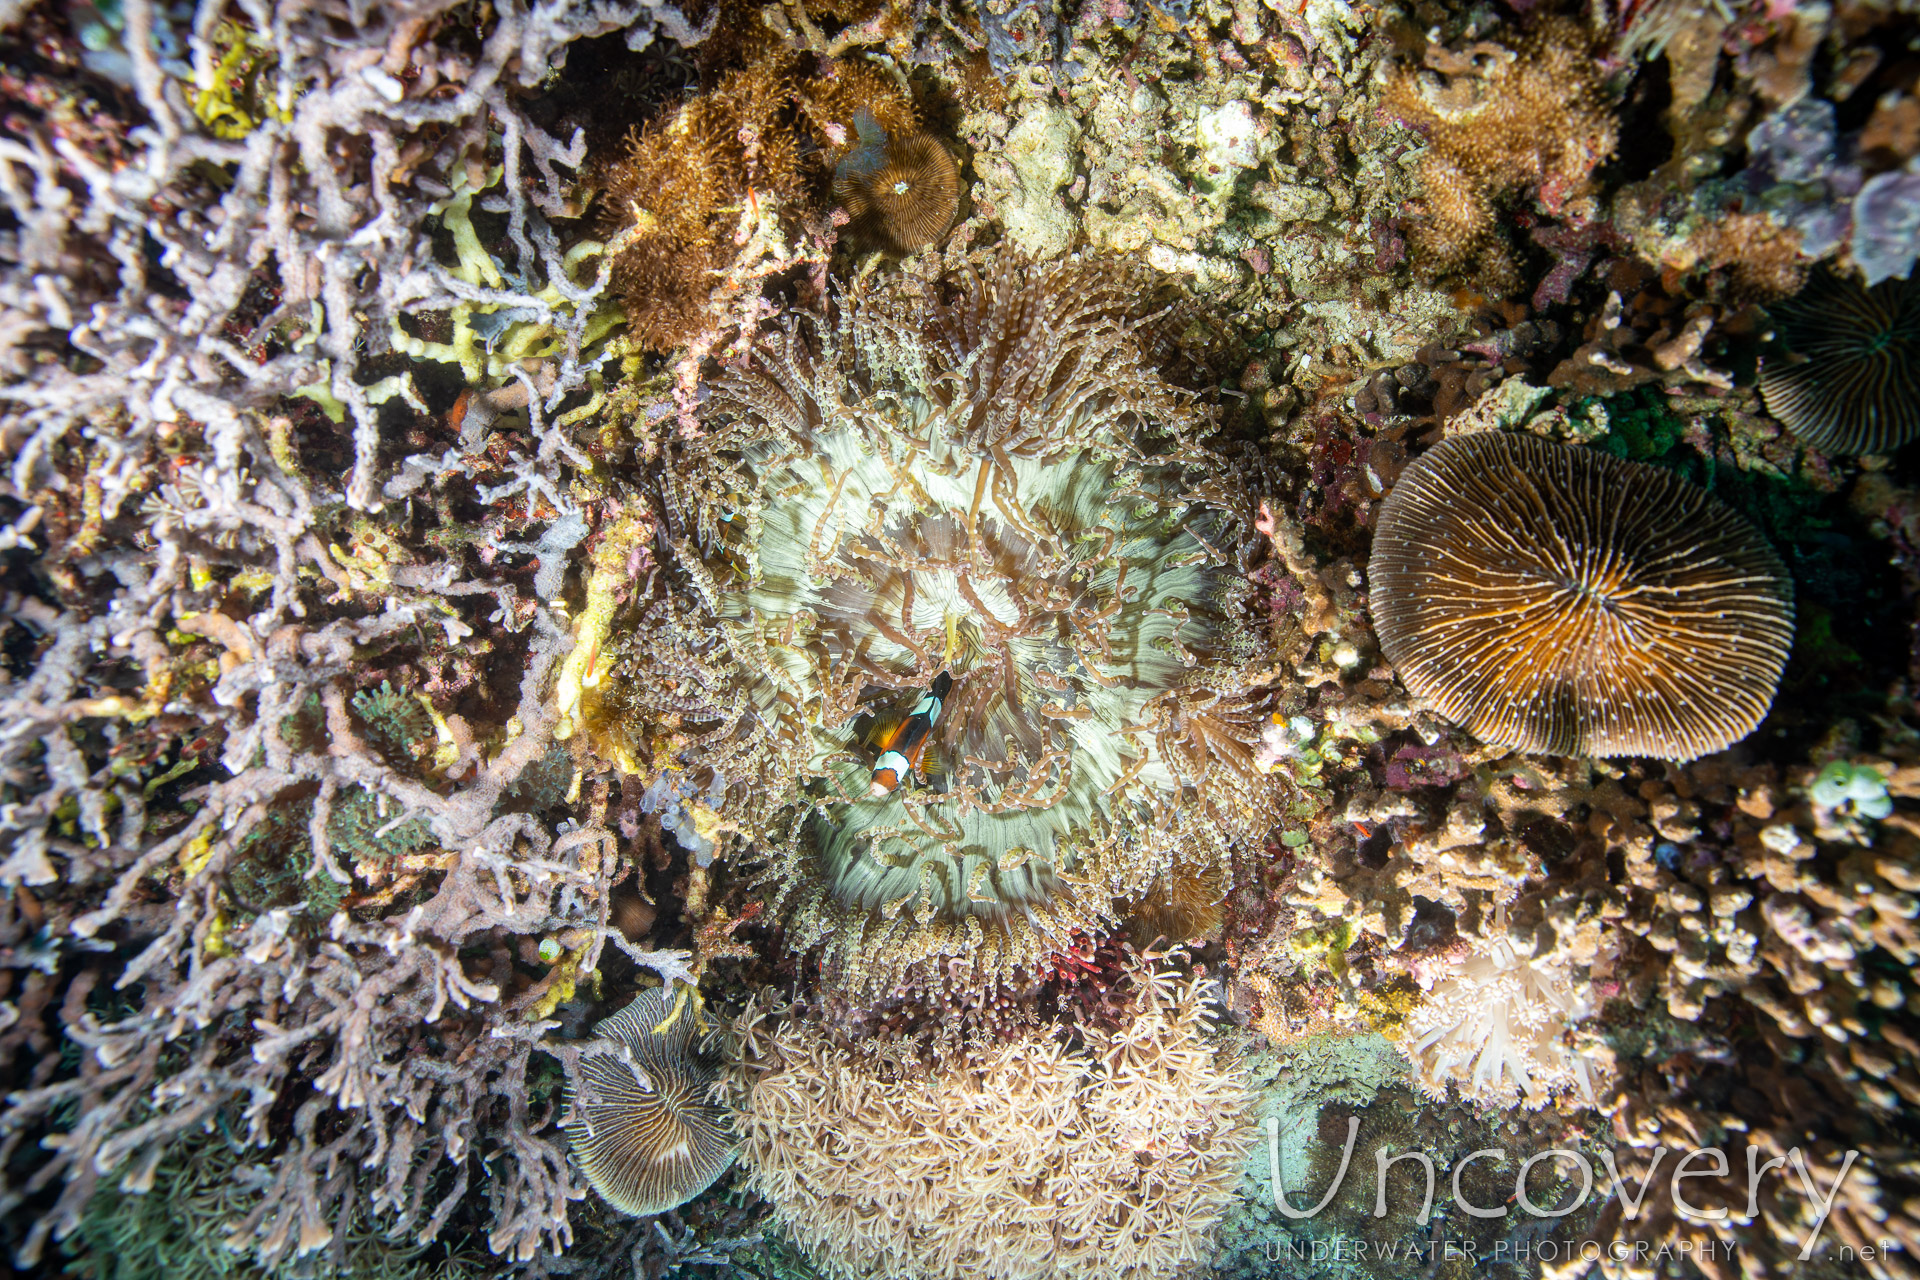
[565,986,737,1218]
[1369,432,1794,761]
[594,259,1285,996]
[1760,270,1920,456]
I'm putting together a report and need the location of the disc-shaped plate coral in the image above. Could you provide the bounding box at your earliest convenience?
[832,112,960,253]
[565,986,737,1217]
[1760,271,1920,456]
[1369,433,1794,761]
[606,260,1281,996]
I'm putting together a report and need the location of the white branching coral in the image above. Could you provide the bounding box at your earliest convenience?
[730,967,1255,1280]
[1399,927,1596,1110]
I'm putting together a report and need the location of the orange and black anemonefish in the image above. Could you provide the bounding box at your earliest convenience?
[867,671,953,798]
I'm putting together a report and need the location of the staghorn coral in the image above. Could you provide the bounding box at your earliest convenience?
[1370,432,1796,761]
[729,962,1255,1280]
[1384,19,1619,294]
[564,984,737,1218]
[63,1129,480,1280]
[590,258,1289,997]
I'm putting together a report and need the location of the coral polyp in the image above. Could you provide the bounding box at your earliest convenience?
[599,260,1283,994]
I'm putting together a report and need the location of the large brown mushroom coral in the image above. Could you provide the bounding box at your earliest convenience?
[565,986,737,1217]
[1368,432,1794,761]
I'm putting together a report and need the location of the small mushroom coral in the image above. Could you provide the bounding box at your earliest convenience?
[565,986,737,1217]
[1760,270,1920,456]
[832,110,960,254]
[1369,432,1794,761]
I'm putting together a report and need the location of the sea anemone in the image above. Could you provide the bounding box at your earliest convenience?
[1760,271,1920,456]
[565,986,737,1218]
[1369,432,1794,761]
[729,965,1255,1280]
[595,259,1284,996]
[832,111,961,254]
[1399,924,1596,1110]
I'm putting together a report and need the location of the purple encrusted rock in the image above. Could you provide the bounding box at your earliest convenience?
[1852,170,1920,285]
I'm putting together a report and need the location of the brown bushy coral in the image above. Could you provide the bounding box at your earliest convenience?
[601,53,917,351]
[730,965,1254,1280]
[1385,19,1619,294]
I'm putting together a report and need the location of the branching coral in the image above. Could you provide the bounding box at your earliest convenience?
[729,963,1255,1280]
[0,0,728,1272]
[591,258,1288,995]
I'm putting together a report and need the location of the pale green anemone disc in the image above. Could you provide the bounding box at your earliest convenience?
[626,260,1283,996]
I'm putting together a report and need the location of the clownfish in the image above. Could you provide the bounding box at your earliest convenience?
[868,672,953,798]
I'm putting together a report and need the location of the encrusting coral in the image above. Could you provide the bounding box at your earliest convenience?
[588,258,1289,997]
[1369,432,1795,761]
[729,960,1255,1280]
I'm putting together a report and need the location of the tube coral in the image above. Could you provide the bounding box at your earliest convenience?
[593,259,1285,996]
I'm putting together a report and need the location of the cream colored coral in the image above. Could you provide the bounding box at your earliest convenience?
[731,971,1254,1280]
[1399,920,1596,1110]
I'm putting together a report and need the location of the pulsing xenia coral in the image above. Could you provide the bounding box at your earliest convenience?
[601,260,1284,995]
[729,962,1255,1280]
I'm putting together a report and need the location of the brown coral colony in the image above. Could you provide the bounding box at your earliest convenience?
[1369,433,1795,761]
[832,120,960,253]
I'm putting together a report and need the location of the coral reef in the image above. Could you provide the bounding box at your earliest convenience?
[1399,919,1596,1110]
[7,0,1920,1277]
[599,49,914,354]
[730,962,1255,1280]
